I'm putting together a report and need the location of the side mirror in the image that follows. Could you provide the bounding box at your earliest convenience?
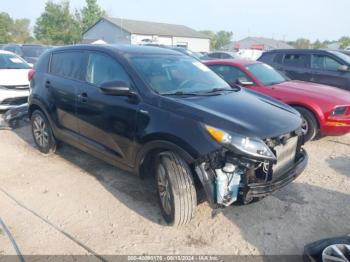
[236,79,254,86]
[338,65,349,72]
[99,81,132,96]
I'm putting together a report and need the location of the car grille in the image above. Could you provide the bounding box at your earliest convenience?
[1,97,28,106]
[272,136,298,179]
[0,85,30,90]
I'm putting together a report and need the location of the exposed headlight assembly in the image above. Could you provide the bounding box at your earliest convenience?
[205,125,277,161]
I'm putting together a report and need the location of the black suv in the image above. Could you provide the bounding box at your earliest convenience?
[3,44,49,64]
[28,45,308,225]
[259,49,350,91]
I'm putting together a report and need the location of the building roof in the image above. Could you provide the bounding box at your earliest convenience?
[227,37,293,50]
[89,17,209,39]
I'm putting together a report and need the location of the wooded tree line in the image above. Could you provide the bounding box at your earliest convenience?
[1,0,350,50]
[0,0,105,45]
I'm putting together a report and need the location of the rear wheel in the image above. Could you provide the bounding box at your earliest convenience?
[31,110,57,154]
[293,106,318,142]
[155,152,197,226]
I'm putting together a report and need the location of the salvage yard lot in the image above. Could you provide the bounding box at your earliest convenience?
[0,121,349,256]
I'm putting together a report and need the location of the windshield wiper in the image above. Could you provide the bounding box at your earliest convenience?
[205,87,239,93]
[161,91,219,96]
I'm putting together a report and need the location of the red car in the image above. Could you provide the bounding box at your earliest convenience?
[204,59,350,141]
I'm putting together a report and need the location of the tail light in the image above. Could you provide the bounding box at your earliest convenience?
[28,69,36,81]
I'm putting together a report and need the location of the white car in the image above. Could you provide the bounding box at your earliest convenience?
[0,50,31,110]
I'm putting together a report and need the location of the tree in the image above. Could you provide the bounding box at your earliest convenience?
[312,39,326,49]
[80,0,105,32]
[11,19,31,43]
[0,12,13,43]
[200,30,233,50]
[34,1,81,45]
[339,36,350,49]
[215,31,233,50]
[293,38,311,49]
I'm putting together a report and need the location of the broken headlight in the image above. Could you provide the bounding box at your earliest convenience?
[205,125,277,161]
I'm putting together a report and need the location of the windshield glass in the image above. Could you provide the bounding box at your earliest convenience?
[330,51,350,64]
[130,55,231,94]
[0,53,31,69]
[22,46,46,58]
[245,63,287,86]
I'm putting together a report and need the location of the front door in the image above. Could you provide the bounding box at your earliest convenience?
[76,51,139,167]
[310,54,350,90]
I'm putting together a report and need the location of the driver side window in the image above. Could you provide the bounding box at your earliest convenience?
[86,52,131,86]
[208,65,253,85]
[311,55,342,71]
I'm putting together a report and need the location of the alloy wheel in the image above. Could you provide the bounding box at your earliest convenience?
[157,163,172,215]
[301,117,309,135]
[33,115,49,148]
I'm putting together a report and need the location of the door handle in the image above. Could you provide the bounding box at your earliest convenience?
[45,80,51,88]
[78,92,88,103]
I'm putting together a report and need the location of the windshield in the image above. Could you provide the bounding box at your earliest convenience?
[330,51,350,64]
[245,63,287,86]
[0,53,31,69]
[22,46,46,58]
[130,55,231,95]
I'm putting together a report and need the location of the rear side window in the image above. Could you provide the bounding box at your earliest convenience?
[283,54,309,68]
[273,54,283,64]
[50,51,86,81]
[35,52,50,72]
[259,52,274,63]
[311,55,343,71]
[86,52,130,86]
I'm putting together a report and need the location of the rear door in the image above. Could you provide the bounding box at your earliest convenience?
[76,51,138,167]
[310,54,350,90]
[280,53,312,82]
[47,50,87,136]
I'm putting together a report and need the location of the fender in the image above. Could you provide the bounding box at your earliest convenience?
[136,140,196,169]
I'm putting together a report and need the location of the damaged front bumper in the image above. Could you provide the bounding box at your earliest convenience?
[195,140,308,209]
[247,149,308,198]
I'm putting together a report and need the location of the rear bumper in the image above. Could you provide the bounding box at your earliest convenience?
[248,149,308,198]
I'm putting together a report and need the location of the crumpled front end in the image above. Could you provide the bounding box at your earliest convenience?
[195,130,308,208]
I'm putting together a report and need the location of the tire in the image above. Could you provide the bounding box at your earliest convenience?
[31,110,57,154]
[155,151,197,226]
[293,106,318,142]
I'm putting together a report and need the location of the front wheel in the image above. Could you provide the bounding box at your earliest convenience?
[31,110,57,154]
[293,106,318,142]
[155,152,197,226]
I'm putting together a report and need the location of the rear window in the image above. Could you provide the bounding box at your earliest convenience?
[283,54,309,68]
[50,51,86,81]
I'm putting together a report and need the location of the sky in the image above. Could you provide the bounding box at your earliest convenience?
[1,0,350,42]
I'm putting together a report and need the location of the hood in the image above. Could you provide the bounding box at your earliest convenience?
[162,88,302,139]
[0,69,30,86]
[272,80,350,104]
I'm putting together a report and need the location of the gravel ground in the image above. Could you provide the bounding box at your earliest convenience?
[0,119,349,256]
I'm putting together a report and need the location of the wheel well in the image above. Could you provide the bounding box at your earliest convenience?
[290,104,320,129]
[139,146,197,181]
[28,104,43,118]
